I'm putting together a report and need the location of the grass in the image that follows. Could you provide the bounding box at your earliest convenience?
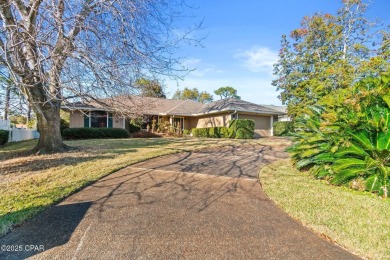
[259,159,390,260]
[0,137,257,237]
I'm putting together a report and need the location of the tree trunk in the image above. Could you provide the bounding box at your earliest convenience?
[4,81,11,120]
[27,103,31,121]
[31,103,68,154]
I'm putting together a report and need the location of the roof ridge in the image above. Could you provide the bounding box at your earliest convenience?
[164,99,190,114]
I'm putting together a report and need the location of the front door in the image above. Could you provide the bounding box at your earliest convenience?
[173,117,184,130]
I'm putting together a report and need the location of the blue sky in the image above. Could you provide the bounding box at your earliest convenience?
[164,0,390,105]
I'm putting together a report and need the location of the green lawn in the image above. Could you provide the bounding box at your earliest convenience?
[260,159,390,260]
[0,137,254,237]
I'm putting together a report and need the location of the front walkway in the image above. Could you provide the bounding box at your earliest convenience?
[0,142,360,259]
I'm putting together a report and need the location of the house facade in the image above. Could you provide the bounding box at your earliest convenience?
[62,97,285,137]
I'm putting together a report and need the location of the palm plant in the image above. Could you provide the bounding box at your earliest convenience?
[331,107,390,197]
[288,105,343,178]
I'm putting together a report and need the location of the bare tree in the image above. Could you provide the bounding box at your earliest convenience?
[0,0,199,153]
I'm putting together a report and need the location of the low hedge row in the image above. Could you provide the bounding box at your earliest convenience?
[191,119,255,139]
[273,121,293,136]
[62,128,130,140]
[192,127,231,138]
[0,130,9,145]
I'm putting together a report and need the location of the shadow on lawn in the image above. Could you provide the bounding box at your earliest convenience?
[0,149,137,176]
[0,202,92,259]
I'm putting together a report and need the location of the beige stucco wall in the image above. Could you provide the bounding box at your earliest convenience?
[238,113,272,137]
[69,111,84,128]
[191,113,230,129]
[113,115,124,128]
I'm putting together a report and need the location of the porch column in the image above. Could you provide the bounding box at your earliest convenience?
[270,116,273,136]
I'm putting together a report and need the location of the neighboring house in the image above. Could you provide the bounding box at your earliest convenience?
[62,97,285,137]
[261,105,291,122]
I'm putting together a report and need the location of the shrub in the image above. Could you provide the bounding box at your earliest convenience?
[208,127,220,138]
[192,128,209,137]
[98,128,130,138]
[131,131,162,138]
[0,130,9,145]
[128,123,141,133]
[273,121,293,136]
[191,127,232,138]
[183,129,191,135]
[229,119,255,139]
[219,127,232,138]
[62,128,129,139]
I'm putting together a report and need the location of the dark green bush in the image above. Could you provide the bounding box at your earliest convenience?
[98,128,130,138]
[0,130,9,145]
[128,123,141,133]
[62,128,129,139]
[273,121,293,136]
[229,119,255,139]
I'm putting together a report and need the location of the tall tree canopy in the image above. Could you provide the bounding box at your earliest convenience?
[273,0,390,117]
[172,87,213,103]
[214,86,240,100]
[0,0,199,153]
[135,78,166,98]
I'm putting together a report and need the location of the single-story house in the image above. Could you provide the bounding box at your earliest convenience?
[62,96,285,137]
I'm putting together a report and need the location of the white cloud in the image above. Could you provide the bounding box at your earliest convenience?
[235,47,278,74]
[182,58,223,77]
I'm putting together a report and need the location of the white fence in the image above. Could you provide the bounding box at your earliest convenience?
[9,128,40,142]
[0,119,10,130]
[1,119,39,142]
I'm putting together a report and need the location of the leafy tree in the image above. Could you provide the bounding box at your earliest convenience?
[289,74,390,197]
[135,78,166,98]
[0,0,199,154]
[214,86,240,99]
[273,0,390,117]
[172,87,213,103]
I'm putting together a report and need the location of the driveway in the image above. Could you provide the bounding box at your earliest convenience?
[0,141,360,259]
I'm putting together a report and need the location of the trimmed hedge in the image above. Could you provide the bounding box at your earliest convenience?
[62,128,130,140]
[191,126,231,138]
[229,119,255,139]
[0,130,9,145]
[273,121,293,136]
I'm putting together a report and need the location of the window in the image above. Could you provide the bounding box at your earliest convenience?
[91,111,107,128]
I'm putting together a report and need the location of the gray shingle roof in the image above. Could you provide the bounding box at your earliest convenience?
[63,96,284,116]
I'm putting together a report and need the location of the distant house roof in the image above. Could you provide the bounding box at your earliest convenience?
[261,105,287,114]
[63,96,285,117]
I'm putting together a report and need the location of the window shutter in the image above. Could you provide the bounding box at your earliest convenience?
[84,114,89,127]
[108,113,113,128]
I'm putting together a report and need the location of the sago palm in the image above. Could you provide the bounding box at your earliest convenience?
[331,107,390,197]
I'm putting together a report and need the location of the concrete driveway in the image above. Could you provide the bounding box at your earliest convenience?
[0,141,360,259]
